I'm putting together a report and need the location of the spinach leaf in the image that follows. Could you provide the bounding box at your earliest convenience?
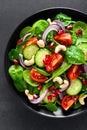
[80,73,87,79]
[42,102,58,112]
[14,77,27,92]
[8,65,23,80]
[8,49,19,60]
[46,60,71,83]
[55,13,72,26]
[32,20,49,38]
[65,46,85,64]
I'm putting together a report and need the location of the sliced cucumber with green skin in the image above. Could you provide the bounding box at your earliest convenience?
[23,44,39,60]
[23,69,39,87]
[77,43,87,60]
[35,48,51,68]
[33,66,51,76]
[66,79,82,96]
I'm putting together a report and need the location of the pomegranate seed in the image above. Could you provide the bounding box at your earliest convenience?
[13,59,19,65]
[38,85,43,90]
[67,25,73,30]
[82,79,87,85]
[48,95,52,102]
[17,39,22,44]
[33,94,38,99]
[49,42,54,48]
[43,55,51,65]
[58,30,64,35]
[76,29,82,35]
[52,92,57,97]
[55,90,60,95]
[49,86,55,91]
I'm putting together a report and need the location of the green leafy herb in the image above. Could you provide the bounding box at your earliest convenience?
[8,49,19,60]
[65,45,85,64]
[14,77,27,92]
[8,65,23,80]
[46,60,71,83]
[32,20,49,38]
[42,102,58,112]
[55,13,73,26]
[73,102,81,109]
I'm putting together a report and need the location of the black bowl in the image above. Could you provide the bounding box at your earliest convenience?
[5,7,87,118]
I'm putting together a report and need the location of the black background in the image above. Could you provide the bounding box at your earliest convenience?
[1,0,87,130]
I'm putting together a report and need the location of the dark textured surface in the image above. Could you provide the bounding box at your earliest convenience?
[1,0,87,130]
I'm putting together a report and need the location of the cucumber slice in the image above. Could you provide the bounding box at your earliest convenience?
[77,43,87,60]
[23,44,39,60]
[66,79,82,96]
[35,48,51,68]
[23,69,39,87]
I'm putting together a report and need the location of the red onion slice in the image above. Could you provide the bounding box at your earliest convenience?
[53,20,66,32]
[30,89,48,104]
[19,54,29,69]
[42,24,60,43]
[22,32,31,41]
[82,64,87,73]
[58,93,63,100]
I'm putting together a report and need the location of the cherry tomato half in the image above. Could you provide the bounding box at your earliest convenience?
[45,53,63,72]
[54,33,72,46]
[23,37,38,49]
[30,69,48,83]
[68,65,80,80]
[61,95,78,110]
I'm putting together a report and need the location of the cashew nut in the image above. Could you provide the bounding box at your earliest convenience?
[25,89,33,100]
[24,55,34,66]
[55,45,66,53]
[47,18,56,25]
[53,76,63,84]
[37,39,45,48]
[59,80,69,89]
[79,94,87,105]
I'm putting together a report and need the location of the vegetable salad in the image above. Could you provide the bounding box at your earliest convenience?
[8,13,87,112]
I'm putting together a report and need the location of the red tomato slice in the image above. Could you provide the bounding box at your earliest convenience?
[68,65,80,80]
[61,95,78,110]
[30,69,48,83]
[23,37,38,49]
[54,33,72,46]
[45,53,63,72]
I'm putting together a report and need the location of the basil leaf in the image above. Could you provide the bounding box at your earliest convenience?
[44,102,58,112]
[65,46,85,64]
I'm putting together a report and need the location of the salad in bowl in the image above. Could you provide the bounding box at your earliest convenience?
[7,9,87,116]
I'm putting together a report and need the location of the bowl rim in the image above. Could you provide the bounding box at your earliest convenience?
[5,7,87,118]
